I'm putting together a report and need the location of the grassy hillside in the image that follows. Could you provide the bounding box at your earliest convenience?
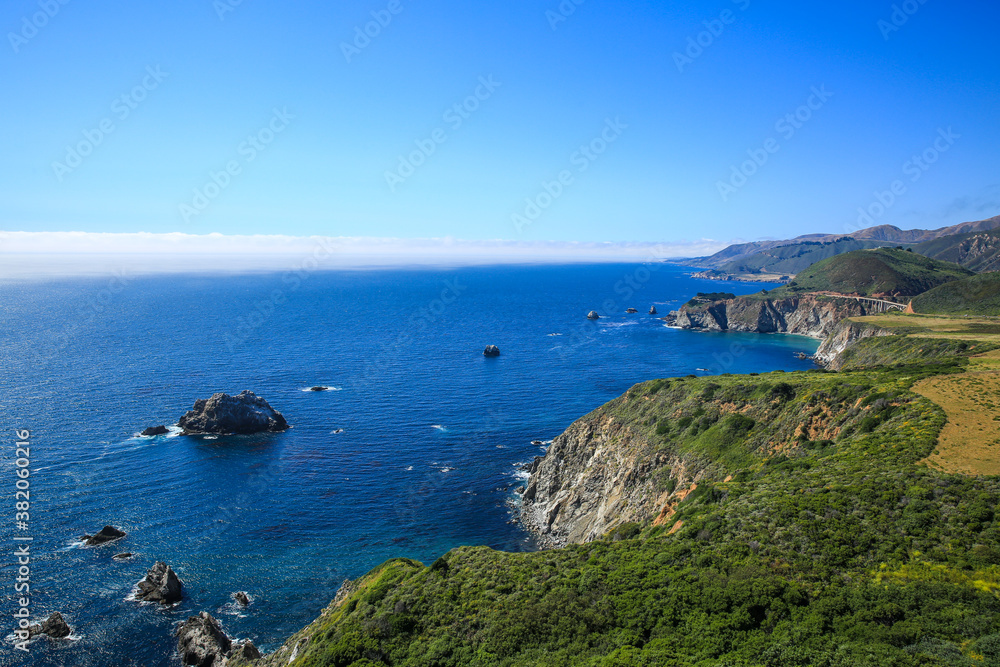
[914,229,1000,272]
[769,248,973,299]
[910,272,1000,316]
[258,337,1000,667]
[714,237,902,276]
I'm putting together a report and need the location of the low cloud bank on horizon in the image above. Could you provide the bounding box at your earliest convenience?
[0,231,727,280]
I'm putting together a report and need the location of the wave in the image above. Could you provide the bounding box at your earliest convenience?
[431,425,447,432]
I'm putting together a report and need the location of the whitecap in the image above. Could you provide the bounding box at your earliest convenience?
[439,467,455,473]
[405,465,413,471]
[547,333,562,336]
[431,425,447,432]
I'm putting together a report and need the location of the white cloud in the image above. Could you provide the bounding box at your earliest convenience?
[0,231,726,280]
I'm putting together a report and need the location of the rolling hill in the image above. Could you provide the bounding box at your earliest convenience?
[910,271,1000,316]
[684,214,1000,273]
[914,228,1000,272]
[706,237,900,276]
[769,248,973,299]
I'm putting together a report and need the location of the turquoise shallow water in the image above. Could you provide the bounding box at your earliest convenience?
[0,263,817,665]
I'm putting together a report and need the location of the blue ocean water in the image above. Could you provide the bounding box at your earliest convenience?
[0,263,817,666]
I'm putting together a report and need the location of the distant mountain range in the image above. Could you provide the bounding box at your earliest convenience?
[684,214,1000,276]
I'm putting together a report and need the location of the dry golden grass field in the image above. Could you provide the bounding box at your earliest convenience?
[915,348,1000,476]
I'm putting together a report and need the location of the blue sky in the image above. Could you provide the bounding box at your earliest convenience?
[2,0,998,251]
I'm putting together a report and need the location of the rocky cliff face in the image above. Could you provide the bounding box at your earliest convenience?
[666,295,870,340]
[813,320,894,368]
[521,411,701,547]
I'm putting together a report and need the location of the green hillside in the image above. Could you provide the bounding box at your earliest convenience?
[258,339,1000,667]
[715,237,901,276]
[769,248,973,299]
[911,271,1000,316]
[914,228,1000,272]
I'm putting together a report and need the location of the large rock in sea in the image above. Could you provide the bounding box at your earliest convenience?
[135,561,183,604]
[649,306,657,315]
[178,391,289,435]
[587,311,601,320]
[176,612,232,667]
[483,345,501,357]
[84,525,126,546]
[28,612,72,639]
[141,425,169,436]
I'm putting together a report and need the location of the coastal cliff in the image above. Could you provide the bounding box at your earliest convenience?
[666,294,871,339]
[519,372,860,547]
[813,320,894,368]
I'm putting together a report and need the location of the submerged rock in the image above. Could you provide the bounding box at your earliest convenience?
[113,552,133,561]
[28,612,72,639]
[178,391,289,435]
[483,345,501,357]
[626,308,638,313]
[85,525,126,546]
[587,311,601,320]
[309,386,329,391]
[141,425,169,436]
[135,561,183,604]
[176,612,232,667]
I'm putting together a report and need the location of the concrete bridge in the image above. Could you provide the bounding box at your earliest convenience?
[810,292,908,313]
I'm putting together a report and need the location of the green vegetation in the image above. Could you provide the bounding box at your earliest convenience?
[685,292,736,307]
[263,336,1000,667]
[911,272,1000,316]
[713,237,902,276]
[768,248,973,298]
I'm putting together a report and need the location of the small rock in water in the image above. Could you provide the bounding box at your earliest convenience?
[135,561,183,604]
[649,306,658,315]
[113,552,133,561]
[626,308,638,313]
[141,425,169,436]
[531,440,543,445]
[28,612,72,639]
[483,345,501,357]
[331,428,345,434]
[233,591,251,606]
[85,525,126,546]
[587,311,601,320]
[309,386,329,391]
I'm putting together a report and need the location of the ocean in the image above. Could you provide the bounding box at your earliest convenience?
[0,263,818,666]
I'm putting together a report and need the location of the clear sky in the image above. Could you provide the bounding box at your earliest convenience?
[2,0,998,252]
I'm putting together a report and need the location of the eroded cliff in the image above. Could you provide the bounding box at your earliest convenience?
[666,294,871,339]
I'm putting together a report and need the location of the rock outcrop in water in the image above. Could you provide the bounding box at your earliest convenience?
[28,612,72,639]
[84,525,126,546]
[178,391,289,435]
[649,306,657,315]
[135,561,183,604]
[483,345,501,357]
[587,311,601,320]
[141,425,169,436]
